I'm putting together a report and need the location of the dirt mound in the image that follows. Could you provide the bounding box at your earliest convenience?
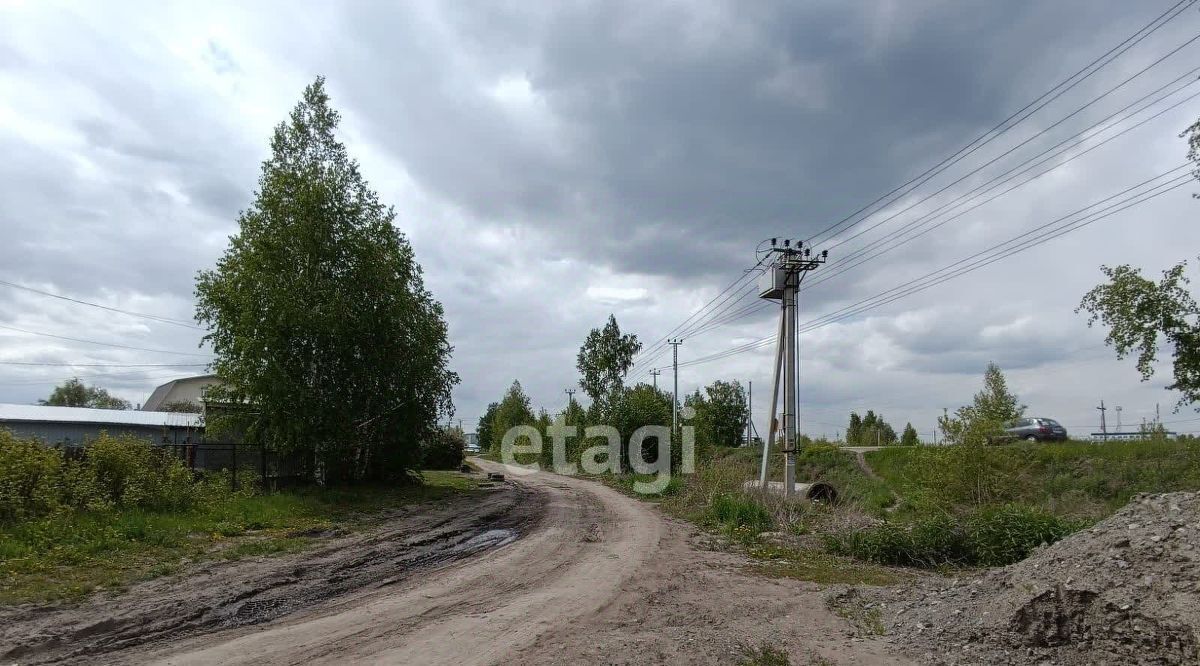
[876,492,1200,665]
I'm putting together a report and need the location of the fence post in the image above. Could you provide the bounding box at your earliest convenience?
[232,442,238,491]
[260,445,267,491]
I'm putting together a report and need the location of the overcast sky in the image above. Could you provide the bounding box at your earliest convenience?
[2,0,1199,439]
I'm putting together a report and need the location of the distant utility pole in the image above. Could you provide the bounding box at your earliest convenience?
[650,368,661,391]
[757,238,828,497]
[1115,405,1123,432]
[564,388,575,411]
[669,339,683,433]
[746,380,753,447]
[1097,400,1108,441]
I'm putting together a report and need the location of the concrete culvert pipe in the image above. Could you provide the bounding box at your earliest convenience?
[798,482,837,504]
[742,480,838,503]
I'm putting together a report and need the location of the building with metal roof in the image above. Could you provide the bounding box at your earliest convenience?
[141,374,222,412]
[0,403,202,446]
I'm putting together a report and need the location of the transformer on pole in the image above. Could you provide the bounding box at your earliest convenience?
[757,238,827,497]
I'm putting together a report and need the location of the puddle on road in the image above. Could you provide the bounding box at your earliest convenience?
[447,529,519,557]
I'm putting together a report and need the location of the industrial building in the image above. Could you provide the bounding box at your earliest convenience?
[141,374,223,412]
[0,403,202,446]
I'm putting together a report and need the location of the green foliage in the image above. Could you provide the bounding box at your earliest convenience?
[0,474,475,604]
[0,430,64,521]
[707,492,773,538]
[846,410,897,446]
[576,314,642,403]
[39,377,130,410]
[867,439,1200,517]
[1078,258,1200,409]
[829,505,1079,568]
[687,379,748,448]
[900,422,919,447]
[195,77,457,484]
[488,380,536,457]
[160,400,202,413]
[421,429,465,470]
[0,430,245,522]
[939,362,1025,444]
[738,643,790,666]
[476,402,499,453]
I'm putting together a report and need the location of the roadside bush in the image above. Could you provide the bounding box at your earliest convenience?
[0,431,247,523]
[966,504,1082,566]
[828,504,1081,568]
[0,429,65,521]
[421,429,466,470]
[707,492,773,537]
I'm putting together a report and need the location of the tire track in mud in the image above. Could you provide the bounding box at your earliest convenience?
[0,480,542,665]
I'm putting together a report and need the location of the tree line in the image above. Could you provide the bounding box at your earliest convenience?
[477,315,750,468]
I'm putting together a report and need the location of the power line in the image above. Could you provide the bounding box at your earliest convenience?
[0,323,210,357]
[803,0,1195,246]
[0,279,201,329]
[656,66,1200,341]
[671,169,1191,369]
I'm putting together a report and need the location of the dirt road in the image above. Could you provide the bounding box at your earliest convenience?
[3,461,908,665]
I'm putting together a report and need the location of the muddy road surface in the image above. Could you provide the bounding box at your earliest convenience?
[2,461,906,665]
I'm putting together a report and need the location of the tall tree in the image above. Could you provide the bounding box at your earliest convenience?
[939,362,1025,444]
[195,78,457,483]
[40,378,130,410]
[846,412,863,445]
[1078,259,1199,409]
[900,422,920,447]
[476,402,500,453]
[489,381,535,456]
[576,315,642,406]
[1075,119,1200,409]
[689,379,748,448]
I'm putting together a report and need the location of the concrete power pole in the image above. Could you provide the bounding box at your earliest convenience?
[669,339,683,433]
[1115,405,1123,433]
[746,380,752,447]
[1097,400,1108,441]
[564,388,575,412]
[757,239,827,497]
[650,368,661,391]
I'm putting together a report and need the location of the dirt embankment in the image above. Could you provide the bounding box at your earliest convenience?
[871,492,1200,665]
[0,481,540,665]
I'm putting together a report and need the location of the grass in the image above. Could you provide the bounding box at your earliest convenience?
[747,543,904,586]
[865,438,1200,519]
[738,642,791,666]
[0,470,477,605]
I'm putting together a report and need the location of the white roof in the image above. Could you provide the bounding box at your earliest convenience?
[0,403,201,428]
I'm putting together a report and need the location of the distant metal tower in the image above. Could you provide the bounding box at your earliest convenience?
[757,239,827,497]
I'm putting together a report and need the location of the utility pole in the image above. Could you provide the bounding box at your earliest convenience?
[1097,400,1108,442]
[1115,405,1123,433]
[756,238,828,497]
[650,368,661,391]
[564,388,575,411]
[669,339,683,434]
[746,380,752,446]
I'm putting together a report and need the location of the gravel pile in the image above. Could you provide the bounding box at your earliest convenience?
[873,492,1200,665]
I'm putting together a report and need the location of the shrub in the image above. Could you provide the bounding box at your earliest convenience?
[421,429,466,470]
[829,504,1081,568]
[1,431,247,523]
[0,429,65,521]
[708,492,773,536]
[966,504,1081,566]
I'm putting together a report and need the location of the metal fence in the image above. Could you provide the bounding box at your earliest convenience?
[159,441,306,490]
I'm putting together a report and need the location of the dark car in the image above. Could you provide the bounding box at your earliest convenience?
[1004,417,1068,442]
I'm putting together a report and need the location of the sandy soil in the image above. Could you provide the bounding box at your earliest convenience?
[2,461,909,665]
